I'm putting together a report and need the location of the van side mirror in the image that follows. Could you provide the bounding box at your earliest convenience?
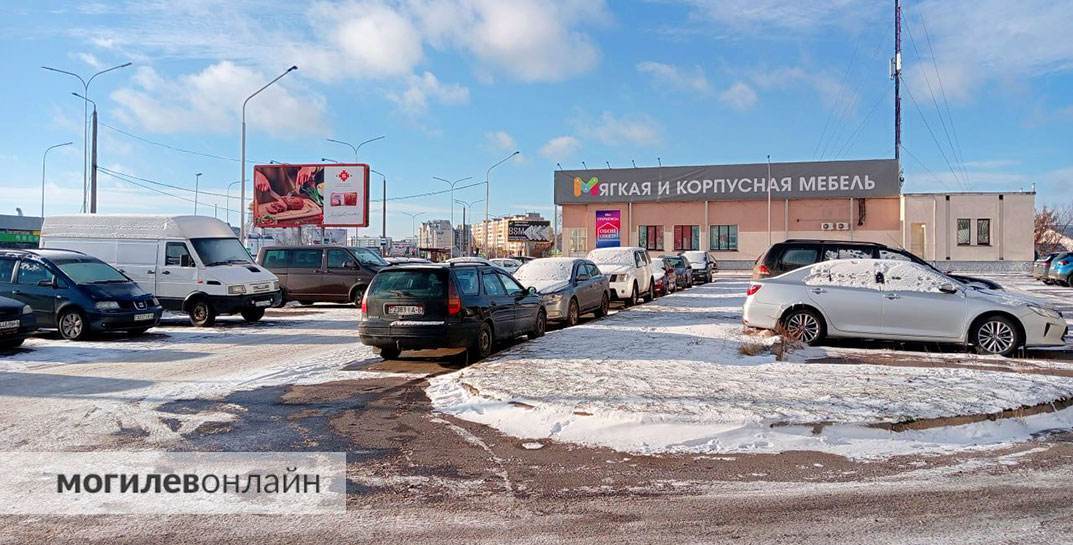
[938,282,958,294]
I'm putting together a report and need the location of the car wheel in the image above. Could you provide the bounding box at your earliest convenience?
[643,280,655,302]
[126,327,151,336]
[624,283,638,308]
[973,315,1021,357]
[781,308,825,346]
[470,322,495,360]
[566,298,579,327]
[594,293,609,318]
[351,286,366,308]
[241,308,265,322]
[379,346,401,360]
[57,309,88,340]
[188,300,217,327]
[529,309,547,339]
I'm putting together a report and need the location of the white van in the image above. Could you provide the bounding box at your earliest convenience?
[40,215,282,326]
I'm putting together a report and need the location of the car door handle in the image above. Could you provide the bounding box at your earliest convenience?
[11,289,21,295]
[885,293,900,300]
[162,271,171,275]
[147,270,156,274]
[810,288,826,294]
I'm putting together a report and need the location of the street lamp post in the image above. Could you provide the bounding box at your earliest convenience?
[241,65,298,243]
[401,212,426,242]
[433,176,474,256]
[71,93,101,213]
[193,172,203,215]
[455,198,484,256]
[42,62,131,213]
[226,181,240,225]
[484,151,519,259]
[41,141,73,217]
[371,169,388,241]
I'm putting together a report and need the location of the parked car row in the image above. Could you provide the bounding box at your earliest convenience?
[1034,251,1073,286]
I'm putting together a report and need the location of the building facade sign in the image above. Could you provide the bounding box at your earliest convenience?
[595,210,621,248]
[554,159,900,204]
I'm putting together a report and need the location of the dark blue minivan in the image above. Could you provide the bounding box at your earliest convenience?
[0,249,163,340]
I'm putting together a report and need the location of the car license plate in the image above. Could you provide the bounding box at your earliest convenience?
[387,305,423,316]
[0,319,18,331]
[254,299,272,308]
[134,313,155,322]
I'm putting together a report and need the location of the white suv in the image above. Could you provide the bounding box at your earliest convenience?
[587,247,657,306]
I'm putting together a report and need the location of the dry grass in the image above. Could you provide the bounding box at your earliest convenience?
[738,340,768,357]
[771,323,805,361]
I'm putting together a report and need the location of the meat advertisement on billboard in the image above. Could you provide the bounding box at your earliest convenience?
[253,163,369,228]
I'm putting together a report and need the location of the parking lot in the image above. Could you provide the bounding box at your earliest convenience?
[2,272,1073,542]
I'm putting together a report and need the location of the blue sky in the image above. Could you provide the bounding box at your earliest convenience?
[2,0,1071,238]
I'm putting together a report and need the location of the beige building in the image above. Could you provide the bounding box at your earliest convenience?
[900,192,1034,263]
[472,212,552,257]
[418,219,453,251]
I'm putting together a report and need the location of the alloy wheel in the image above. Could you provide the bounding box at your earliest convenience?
[567,299,579,326]
[978,319,1016,355]
[59,312,84,340]
[785,312,820,344]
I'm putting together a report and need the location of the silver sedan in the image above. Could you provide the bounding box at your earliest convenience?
[743,259,1067,357]
[514,257,610,326]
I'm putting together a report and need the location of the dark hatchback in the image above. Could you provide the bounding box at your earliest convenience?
[358,263,546,361]
[0,295,37,349]
[0,249,162,340]
[661,255,693,290]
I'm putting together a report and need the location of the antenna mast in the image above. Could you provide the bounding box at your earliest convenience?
[892,0,902,161]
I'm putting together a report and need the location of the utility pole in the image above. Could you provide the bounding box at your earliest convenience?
[893,0,902,161]
[766,155,773,247]
[193,172,203,215]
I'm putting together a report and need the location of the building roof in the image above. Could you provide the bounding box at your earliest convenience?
[0,214,43,231]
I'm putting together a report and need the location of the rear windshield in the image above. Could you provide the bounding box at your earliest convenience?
[662,257,684,267]
[369,269,447,299]
[56,260,129,284]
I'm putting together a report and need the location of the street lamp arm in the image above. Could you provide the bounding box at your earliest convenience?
[41,66,87,87]
[486,150,520,181]
[356,135,386,152]
[71,92,97,110]
[326,138,358,159]
[86,62,133,86]
[244,66,298,112]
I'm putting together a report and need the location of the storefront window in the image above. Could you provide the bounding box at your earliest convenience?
[673,225,699,251]
[956,218,971,245]
[638,225,663,251]
[977,219,991,246]
[567,228,587,256]
[709,225,738,251]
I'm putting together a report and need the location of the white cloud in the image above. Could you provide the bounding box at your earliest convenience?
[636,61,711,93]
[907,0,1073,100]
[110,62,326,136]
[73,51,104,69]
[485,130,516,151]
[678,0,876,32]
[719,81,758,111]
[581,112,662,147]
[540,135,581,159]
[387,71,470,115]
[748,66,857,116]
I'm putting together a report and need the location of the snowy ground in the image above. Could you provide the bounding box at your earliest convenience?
[0,307,375,450]
[429,274,1073,459]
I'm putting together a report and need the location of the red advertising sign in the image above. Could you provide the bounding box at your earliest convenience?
[253,163,370,228]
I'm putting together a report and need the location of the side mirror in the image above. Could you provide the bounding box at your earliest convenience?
[526,286,538,296]
[345,260,359,269]
[938,282,958,294]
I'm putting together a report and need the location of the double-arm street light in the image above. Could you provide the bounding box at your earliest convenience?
[455,198,484,256]
[400,212,426,240]
[41,142,73,217]
[42,62,132,212]
[484,151,520,258]
[326,135,385,162]
[241,65,298,242]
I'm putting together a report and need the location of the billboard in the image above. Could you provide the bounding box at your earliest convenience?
[554,159,900,205]
[253,163,369,228]
[595,210,620,248]
[507,220,552,242]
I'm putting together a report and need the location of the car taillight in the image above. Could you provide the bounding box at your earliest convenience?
[1060,261,1069,266]
[447,281,462,316]
[757,264,770,276]
[746,284,761,296]
[360,291,368,314]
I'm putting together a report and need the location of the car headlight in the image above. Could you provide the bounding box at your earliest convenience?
[543,292,564,304]
[228,285,247,295]
[22,305,32,315]
[271,281,279,291]
[95,301,120,311]
[1028,304,1062,319]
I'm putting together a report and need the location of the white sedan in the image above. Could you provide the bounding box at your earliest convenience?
[743,259,1067,357]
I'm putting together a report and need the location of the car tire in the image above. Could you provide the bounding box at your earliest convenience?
[643,280,655,302]
[529,309,547,339]
[188,300,217,327]
[241,308,265,322]
[972,315,1021,357]
[594,293,609,318]
[470,322,495,361]
[624,282,638,307]
[351,286,366,308]
[379,346,401,360]
[57,309,89,341]
[0,338,25,350]
[780,308,826,346]
[126,327,151,336]
[566,298,579,327]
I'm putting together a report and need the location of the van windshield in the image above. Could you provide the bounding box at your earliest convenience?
[191,238,253,266]
[350,247,389,267]
[56,260,129,284]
